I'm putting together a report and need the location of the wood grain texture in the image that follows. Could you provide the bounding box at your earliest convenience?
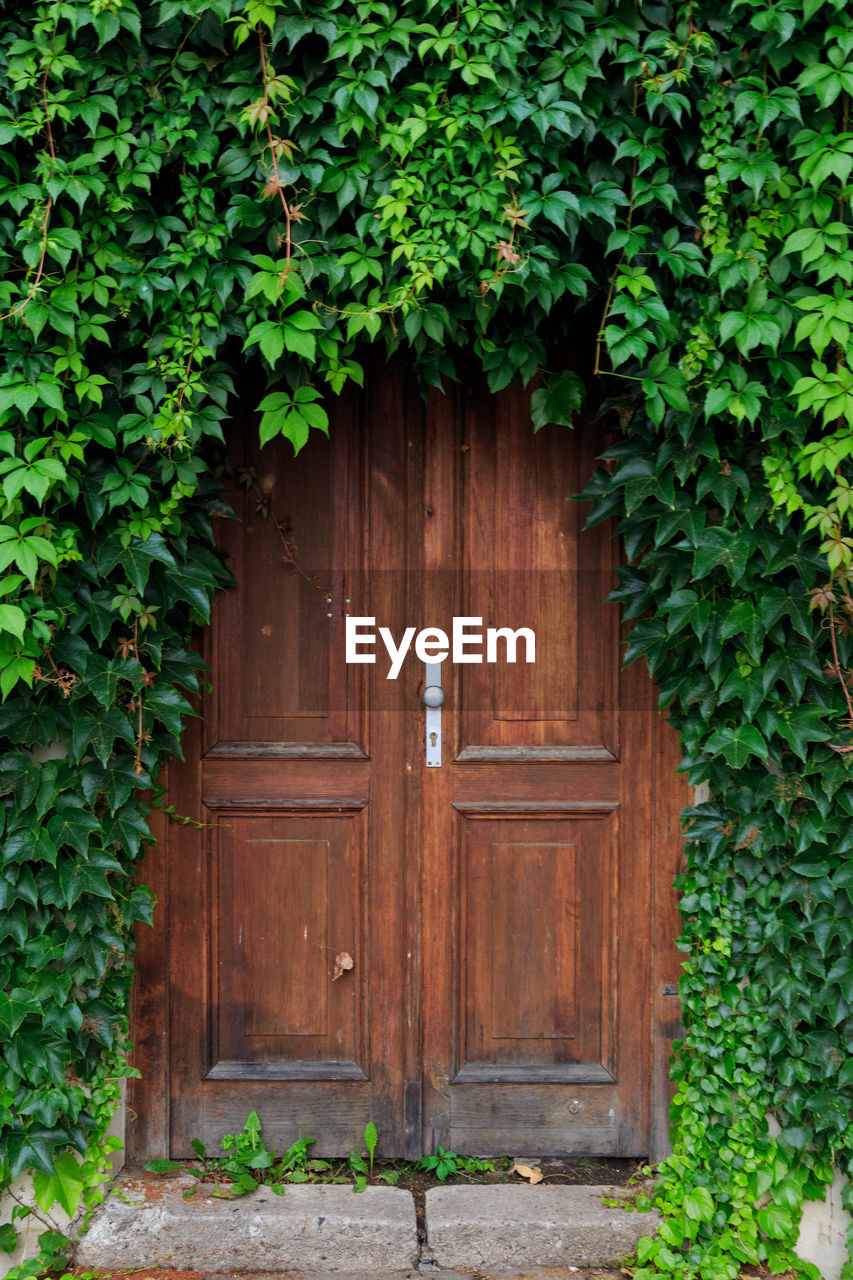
[355,366,416,1153]
[463,823,579,1050]
[649,707,689,1161]
[141,373,687,1161]
[214,813,363,1067]
[202,1080,371,1156]
[423,400,642,1156]
[167,711,208,1154]
[126,787,170,1161]
[205,1060,366,1080]
[163,389,411,1156]
[211,426,349,745]
[450,1084,621,1156]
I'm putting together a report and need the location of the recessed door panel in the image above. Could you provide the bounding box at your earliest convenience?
[211,415,358,749]
[458,390,618,756]
[213,812,366,1078]
[457,811,616,1083]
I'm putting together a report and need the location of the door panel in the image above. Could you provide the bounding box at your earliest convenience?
[171,389,414,1155]
[212,812,367,1079]
[458,813,610,1074]
[420,384,649,1155]
[458,389,615,754]
[212,428,356,748]
[145,369,685,1161]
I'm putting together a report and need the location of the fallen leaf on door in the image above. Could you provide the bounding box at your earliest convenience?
[332,951,354,980]
[512,1163,543,1184]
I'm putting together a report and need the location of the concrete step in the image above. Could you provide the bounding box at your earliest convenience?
[75,1174,418,1272]
[424,1184,658,1269]
[74,1170,657,1273]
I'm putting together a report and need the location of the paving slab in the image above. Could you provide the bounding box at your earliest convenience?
[417,1270,623,1280]
[74,1172,418,1273]
[93,1270,622,1280]
[424,1185,659,1269]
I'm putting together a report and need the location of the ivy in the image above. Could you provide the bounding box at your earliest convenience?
[0,1,852,1278]
[581,5,853,1278]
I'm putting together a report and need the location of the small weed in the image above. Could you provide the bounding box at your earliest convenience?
[275,1132,315,1182]
[603,1163,657,1212]
[348,1149,368,1192]
[145,1113,310,1198]
[418,1145,494,1182]
[145,1115,503,1197]
[364,1120,378,1176]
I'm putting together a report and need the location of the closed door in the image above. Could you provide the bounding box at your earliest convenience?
[135,369,685,1161]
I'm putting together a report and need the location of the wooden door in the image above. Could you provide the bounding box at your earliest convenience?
[128,370,686,1162]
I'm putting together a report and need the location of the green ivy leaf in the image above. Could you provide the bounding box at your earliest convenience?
[756,1203,793,1239]
[693,527,752,582]
[704,723,769,767]
[5,1127,72,1179]
[776,706,834,758]
[71,708,136,767]
[664,588,711,639]
[83,655,130,708]
[143,683,193,736]
[46,799,100,851]
[58,851,121,907]
[0,602,27,641]
[102,807,151,858]
[530,371,584,431]
[683,1186,715,1222]
[33,1150,84,1218]
[0,988,38,1036]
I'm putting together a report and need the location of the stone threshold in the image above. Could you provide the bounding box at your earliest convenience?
[74,1171,659,1274]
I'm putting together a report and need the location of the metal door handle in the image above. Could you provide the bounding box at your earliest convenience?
[423,662,444,766]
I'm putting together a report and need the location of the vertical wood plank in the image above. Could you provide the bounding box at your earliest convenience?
[649,706,688,1161]
[362,364,415,1155]
[485,838,577,1042]
[126,785,170,1161]
[402,376,426,1160]
[167,711,208,1155]
[420,378,461,1152]
[237,830,329,1039]
[613,639,654,1152]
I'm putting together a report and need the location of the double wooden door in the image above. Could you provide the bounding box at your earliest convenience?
[129,372,685,1162]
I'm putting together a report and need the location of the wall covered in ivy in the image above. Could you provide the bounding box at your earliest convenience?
[0,1,851,1277]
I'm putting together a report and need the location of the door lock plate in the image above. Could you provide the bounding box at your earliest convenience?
[423,662,443,767]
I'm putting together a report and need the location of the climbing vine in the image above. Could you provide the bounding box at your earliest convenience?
[0,1,851,1278]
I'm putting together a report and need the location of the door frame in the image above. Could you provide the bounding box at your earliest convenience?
[126,386,687,1164]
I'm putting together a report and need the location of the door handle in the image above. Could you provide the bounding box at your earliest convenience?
[423,662,444,767]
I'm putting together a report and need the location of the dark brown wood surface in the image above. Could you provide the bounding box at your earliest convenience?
[128,370,687,1161]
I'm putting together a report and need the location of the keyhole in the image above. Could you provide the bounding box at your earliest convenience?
[429,731,437,747]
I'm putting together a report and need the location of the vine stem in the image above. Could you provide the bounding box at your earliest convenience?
[0,65,56,321]
[175,342,197,415]
[132,617,144,776]
[594,156,637,377]
[34,647,77,697]
[258,30,293,281]
[4,1184,57,1244]
[248,476,325,591]
[828,594,853,730]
